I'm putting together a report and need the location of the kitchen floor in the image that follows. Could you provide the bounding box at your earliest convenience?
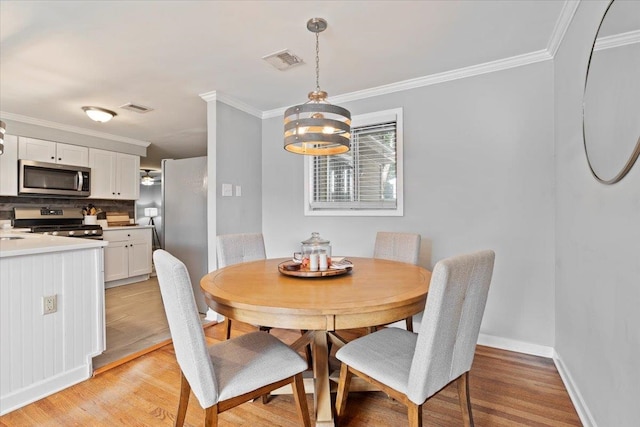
[92,278,210,372]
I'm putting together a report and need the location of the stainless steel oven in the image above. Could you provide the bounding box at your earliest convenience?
[19,160,91,197]
[13,208,103,239]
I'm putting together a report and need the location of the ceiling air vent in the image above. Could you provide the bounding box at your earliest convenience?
[263,49,304,71]
[119,102,154,113]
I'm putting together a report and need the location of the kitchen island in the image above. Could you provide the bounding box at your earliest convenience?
[0,231,108,415]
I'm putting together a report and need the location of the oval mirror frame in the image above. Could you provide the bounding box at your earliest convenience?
[583,0,640,185]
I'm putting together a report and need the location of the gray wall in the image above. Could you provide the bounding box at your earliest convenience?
[262,61,556,348]
[215,102,262,236]
[554,1,639,426]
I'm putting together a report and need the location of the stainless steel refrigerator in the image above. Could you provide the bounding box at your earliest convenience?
[162,157,209,313]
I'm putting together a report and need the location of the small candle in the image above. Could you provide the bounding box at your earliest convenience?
[319,251,328,271]
[309,253,319,271]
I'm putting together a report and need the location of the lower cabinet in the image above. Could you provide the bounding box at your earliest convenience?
[103,228,152,288]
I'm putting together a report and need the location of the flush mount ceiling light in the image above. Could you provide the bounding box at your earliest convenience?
[284,18,351,155]
[141,170,154,186]
[0,120,5,155]
[82,106,116,123]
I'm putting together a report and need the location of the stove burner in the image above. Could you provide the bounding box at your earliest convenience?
[31,224,103,238]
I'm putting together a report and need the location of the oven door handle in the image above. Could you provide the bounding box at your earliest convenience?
[77,171,84,191]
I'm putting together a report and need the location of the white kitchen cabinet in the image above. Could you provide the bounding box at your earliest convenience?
[88,148,140,200]
[18,137,88,167]
[103,227,152,287]
[0,134,18,196]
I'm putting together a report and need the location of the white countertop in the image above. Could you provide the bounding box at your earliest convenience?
[0,230,108,258]
[102,225,153,231]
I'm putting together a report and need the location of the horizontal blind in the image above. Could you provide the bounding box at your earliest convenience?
[310,121,397,210]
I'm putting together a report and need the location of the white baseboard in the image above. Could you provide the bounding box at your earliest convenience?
[205,308,224,322]
[476,334,596,427]
[553,351,597,427]
[477,333,554,358]
[0,365,90,416]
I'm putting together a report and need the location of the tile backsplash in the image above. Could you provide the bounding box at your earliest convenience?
[0,196,135,221]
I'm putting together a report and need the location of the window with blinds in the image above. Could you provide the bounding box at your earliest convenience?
[304,108,403,216]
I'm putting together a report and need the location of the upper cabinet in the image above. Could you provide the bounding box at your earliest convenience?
[0,135,18,196]
[89,148,140,200]
[18,137,88,167]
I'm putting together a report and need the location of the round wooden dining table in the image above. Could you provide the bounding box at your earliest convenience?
[200,257,431,427]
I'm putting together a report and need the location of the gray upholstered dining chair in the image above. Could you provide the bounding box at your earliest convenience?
[216,233,267,339]
[216,233,313,369]
[153,249,311,427]
[373,231,422,331]
[335,250,495,427]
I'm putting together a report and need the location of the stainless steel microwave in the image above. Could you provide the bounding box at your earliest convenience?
[19,160,91,197]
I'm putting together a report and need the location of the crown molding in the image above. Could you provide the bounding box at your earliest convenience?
[0,111,150,147]
[594,29,640,51]
[262,49,552,119]
[259,0,577,120]
[547,0,581,57]
[199,90,262,118]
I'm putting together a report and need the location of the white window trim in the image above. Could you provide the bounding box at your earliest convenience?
[304,107,404,217]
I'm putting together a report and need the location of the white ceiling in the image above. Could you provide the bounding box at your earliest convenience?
[0,0,572,169]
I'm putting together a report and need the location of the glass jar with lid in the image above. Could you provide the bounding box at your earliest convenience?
[301,232,331,270]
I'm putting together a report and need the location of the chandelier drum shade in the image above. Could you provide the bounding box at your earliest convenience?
[284,18,351,155]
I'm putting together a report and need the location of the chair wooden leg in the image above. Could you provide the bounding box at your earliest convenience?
[405,316,414,332]
[456,371,474,427]
[335,363,353,419]
[224,318,231,340]
[292,373,312,427]
[175,371,191,427]
[300,330,313,370]
[408,402,423,427]
[204,404,218,427]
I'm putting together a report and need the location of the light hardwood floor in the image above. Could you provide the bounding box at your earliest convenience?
[92,278,210,372]
[1,321,581,426]
[92,278,173,371]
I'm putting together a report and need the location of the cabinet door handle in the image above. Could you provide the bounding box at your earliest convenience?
[51,156,55,160]
[58,157,62,161]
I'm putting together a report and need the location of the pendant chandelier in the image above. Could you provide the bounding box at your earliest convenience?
[284,18,351,155]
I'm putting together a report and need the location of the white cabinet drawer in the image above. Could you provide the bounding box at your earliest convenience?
[103,228,150,242]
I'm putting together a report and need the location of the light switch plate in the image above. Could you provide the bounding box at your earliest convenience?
[235,185,242,197]
[222,183,233,197]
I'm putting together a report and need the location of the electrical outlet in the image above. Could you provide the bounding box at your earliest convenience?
[43,295,57,315]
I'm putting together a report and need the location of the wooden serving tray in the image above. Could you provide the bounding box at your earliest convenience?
[278,261,353,278]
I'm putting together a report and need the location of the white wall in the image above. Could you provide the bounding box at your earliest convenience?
[262,61,556,349]
[554,1,640,426]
